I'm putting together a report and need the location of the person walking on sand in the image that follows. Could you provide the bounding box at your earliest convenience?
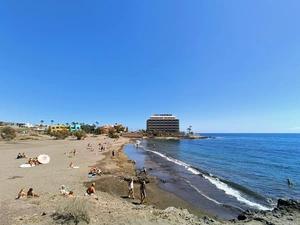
[128,179,135,199]
[112,149,115,158]
[140,180,146,204]
[73,149,77,157]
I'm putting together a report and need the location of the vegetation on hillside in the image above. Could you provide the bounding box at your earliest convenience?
[74,130,87,140]
[50,130,71,140]
[0,126,16,140]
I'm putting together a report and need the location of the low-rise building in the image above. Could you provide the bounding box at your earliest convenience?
[48,124,70,133]
[70,124,81,132]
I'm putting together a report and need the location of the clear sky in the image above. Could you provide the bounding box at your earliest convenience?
[1,0,300,133]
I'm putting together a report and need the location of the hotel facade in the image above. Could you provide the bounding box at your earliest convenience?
[146,114,179,132]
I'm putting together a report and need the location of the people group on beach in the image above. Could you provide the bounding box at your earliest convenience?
[15,138,150,206]
[17,188,43,199]
[16,152,27,159]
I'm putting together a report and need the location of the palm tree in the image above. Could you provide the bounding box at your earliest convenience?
[40,120,44,127]
[51,120,54,125]
[187,126,192,134]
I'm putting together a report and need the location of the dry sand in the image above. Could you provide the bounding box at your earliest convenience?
[0,134,299,225]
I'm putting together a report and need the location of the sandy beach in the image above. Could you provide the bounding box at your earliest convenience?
[0,134,299,225]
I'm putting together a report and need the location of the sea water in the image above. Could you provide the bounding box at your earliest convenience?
[124,133,300,219]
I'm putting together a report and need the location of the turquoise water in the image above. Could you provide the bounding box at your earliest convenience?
[124,133,300,218]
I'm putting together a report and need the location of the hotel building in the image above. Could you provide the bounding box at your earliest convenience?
[146,114,179,132]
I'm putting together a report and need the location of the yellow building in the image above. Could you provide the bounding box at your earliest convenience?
[48,124,70,133]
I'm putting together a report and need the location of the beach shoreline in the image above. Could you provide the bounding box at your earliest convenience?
[1,134,299,225]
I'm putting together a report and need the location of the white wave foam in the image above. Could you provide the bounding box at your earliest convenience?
[203,175,273,211]
[137,145,272,211]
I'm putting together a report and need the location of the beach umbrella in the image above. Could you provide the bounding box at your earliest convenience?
[38,154,50,164]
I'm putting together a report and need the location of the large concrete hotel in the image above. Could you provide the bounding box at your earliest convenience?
[146,114,179,132]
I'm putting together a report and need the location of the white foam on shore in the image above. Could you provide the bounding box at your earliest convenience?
[203,175,273,211]
[137,145,272,211]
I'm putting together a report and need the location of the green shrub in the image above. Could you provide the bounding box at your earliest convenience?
[50,130,70,140]
[74,130,87,140]
[1,127,16,140]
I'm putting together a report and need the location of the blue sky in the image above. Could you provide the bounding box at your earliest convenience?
[1,0,300,133]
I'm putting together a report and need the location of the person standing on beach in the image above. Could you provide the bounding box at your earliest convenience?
[128,179,135,199]
[112,149,115,157]
[140,180,146,204]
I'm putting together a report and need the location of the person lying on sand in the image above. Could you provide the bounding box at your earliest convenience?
[28,158,34,166]
[22,152,27,158]
[17,188,26,199]
[68,191,74,197]
[70,162,74,168]
[27,188,42,197]
[59,185,69,195]
[33,157,40,166]
[89,167,102,176]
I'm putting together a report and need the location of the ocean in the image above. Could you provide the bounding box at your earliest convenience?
[124,133,300,220]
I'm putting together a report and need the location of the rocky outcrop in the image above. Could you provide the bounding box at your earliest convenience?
[235,199,300,225]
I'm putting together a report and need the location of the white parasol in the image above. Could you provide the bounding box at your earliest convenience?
[38,154,50,164]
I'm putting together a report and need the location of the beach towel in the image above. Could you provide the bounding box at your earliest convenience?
[20,164,35,168]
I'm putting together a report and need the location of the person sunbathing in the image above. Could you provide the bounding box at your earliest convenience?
[17,153,22,159]
[86,183,96,195]
[28,158,34,166]
[27,188,42,197]
[33,158,40,166]
[59,185,69,195]
[22,152,27,158]
[70,162,74,168]
[68,191,74,197]
[96,167,102,175]
[17,188,26,199]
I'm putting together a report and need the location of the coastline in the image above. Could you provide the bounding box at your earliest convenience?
[88,139,219,220]
[1,134,300,224]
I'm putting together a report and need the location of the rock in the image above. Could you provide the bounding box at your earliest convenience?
[237,214,247,220]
